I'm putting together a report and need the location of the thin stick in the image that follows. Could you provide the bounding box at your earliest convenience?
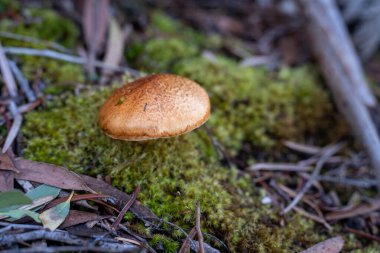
[178,227,197,253]
[346,227,380,243]
[293,206,332,231]
[111,186,140,230]
[196,202,204,253]
[248,163,311,172]
[317,175,378,188]
[0,44,18,97]
[277,183,324,218]
[283,141,321,155]
[0,222,45,234]
[0,230,83,245]
[0,31,72,53]
[0,43,23,153]
[283,143,344,214]
[3,47,141,77]
[9,61,36,102]
[203,125,233,168]
[2,102,22,153]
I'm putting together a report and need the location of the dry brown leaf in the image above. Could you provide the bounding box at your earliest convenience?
[299,236,344,253]
[7,156,93,192]
[40,191,74,231]
[45,193,110,209]
[60,210,109,229]
[0,153,19,173]
[0,171,14,191]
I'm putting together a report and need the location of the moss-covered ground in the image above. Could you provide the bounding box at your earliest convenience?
[0,4,371,252]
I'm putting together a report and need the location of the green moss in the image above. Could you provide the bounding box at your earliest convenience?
[151,11,206,46]
[0,8,84,85]
[140,38,198,72]
[22,85,329,252]
[151,234,179,253]
[0,9,79,47]
[174,56,343,153]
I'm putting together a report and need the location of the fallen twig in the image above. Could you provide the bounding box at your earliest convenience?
[178,227,197,253]
[283,143,344,214]
[0,31,72,53]
[317,175,378,188]
[3,47,141,77]
[111,186,140,230]
[0,230,83,245]
[2,102,22,153]
[345,227,380,244]
[0,230,142,252]
[0,43,22,153]
[115,223,156,253]
[248,163,311,172]
[283,141,321,155]
[277,183,324,217]
[293,206,332,231]
[196,202,204,253]
[0,44,18,96]
[203,125,233,167]
[0,222,45,234]
[9,61,36,102]
[81,175,157,222]
[326,198,380,221]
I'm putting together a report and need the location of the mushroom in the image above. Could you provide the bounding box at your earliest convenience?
[98,73,210,141]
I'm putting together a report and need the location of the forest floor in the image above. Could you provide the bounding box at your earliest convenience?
[0,1,379,252]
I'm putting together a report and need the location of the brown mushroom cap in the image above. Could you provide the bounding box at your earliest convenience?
[98,74,211,141]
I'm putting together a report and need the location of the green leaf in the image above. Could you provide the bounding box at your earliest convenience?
[0,209,41,223]
[0,190,32,212]
[26,184,61,201]
[39,191,74,231]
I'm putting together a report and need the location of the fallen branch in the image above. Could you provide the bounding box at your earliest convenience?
[0,230,84,245]
[0,230,141,252]
[296,0,380,189]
